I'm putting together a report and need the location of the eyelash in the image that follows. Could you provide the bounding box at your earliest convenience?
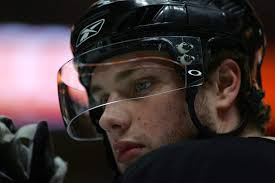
[133,77,156,96]
[135,79,152,93]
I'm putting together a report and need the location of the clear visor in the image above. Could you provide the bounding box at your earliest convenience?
[58,36,204,141]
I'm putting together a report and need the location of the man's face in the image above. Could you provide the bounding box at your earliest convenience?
[90,51,197,172]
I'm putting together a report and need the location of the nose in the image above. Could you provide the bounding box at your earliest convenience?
[98,95,131,136]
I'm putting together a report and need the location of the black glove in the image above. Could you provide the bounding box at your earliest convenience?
[0,116,67,183]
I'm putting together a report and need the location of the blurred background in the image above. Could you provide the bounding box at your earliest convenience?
[0,0,274,182]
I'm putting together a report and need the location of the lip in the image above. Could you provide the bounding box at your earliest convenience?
[113,141,145,163]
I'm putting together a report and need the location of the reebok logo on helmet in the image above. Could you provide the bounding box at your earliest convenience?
[76,19,105,48]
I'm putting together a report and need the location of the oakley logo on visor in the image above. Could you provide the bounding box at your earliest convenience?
[76,19,105,47]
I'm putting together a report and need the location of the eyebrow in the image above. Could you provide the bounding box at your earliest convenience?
[115,68,139,82]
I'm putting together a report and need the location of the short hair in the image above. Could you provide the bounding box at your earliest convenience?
[206,49,271,133]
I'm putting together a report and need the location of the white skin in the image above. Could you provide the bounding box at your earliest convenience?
[90,51,262,173]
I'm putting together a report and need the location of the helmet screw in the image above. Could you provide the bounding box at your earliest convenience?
[176,42,194,54]
[178,54,195,65]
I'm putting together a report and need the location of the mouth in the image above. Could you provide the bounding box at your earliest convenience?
[113,141,146,163]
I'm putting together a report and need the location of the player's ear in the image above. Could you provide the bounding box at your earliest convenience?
[202,58,241,133]
[215,59,241,110]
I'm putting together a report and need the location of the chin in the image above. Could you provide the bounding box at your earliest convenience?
[117,150,148,173]
[117,158,137,173]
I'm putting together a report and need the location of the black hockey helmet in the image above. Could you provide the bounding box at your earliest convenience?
[71,0,265,68]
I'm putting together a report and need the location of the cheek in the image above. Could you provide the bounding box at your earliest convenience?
[133,92,195,147]
[195,89,217,129]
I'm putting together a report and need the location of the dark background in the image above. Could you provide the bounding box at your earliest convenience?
[0,0,274,183]
[0,0,274,41]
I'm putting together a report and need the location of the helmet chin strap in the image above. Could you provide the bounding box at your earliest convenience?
[185,87,248,138]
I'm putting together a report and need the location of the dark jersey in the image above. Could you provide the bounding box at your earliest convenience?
[121,136,275,183]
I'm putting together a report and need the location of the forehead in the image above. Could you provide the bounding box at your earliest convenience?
[92,50,173,74]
